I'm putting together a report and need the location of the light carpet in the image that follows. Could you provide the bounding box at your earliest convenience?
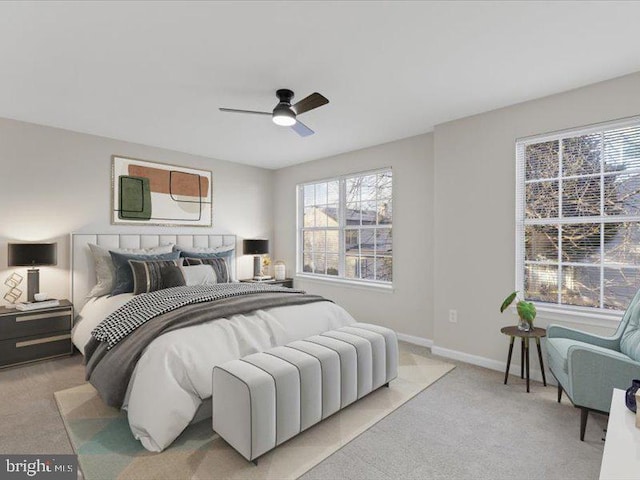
[54,345,454,480]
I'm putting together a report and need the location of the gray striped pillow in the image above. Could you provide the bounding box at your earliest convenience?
[129,260,185,295]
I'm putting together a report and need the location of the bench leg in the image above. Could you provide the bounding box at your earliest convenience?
[252,459,258,466]
[384,382,389,388]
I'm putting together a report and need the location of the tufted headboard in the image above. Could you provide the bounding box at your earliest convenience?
[71,233,237,311]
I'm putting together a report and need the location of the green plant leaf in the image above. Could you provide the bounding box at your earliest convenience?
[500,291,518,313]
[517,301,536,322]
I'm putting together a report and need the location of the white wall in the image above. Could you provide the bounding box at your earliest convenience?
[4,70,640,375]
[272,70,640,378]
[0,118,273,304]
[272,133,434,340]
[433,71,640,367]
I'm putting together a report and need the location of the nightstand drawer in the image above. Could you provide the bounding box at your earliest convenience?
[0,309,73,340]
[0,331,73,367]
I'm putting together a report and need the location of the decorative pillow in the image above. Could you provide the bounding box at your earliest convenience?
[87,243,174,298]
[110,251,181,295]
[173,245,236,258]
[179,264,218,286]
[185,257,230,283]
[174,244,234,258]
[129,260,185,295]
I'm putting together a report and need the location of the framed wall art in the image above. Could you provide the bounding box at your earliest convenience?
[111,155,213,226]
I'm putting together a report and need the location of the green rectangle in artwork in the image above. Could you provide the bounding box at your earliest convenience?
[118,176,152,220]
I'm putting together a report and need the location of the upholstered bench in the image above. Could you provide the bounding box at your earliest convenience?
[212,323,398,463]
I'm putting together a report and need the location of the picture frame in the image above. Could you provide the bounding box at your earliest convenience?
[111,155,213,227]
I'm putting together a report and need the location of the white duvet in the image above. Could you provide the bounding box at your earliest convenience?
[73,294,356,452]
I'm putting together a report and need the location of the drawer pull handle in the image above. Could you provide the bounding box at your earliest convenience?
[16,334,71,348]
[16,311,71,322]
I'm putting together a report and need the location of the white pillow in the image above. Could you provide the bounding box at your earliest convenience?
[179,264,217,286]
[87,243,174,298]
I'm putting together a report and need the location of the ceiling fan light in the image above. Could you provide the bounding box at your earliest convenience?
[272,104,296,126]
[273,115,296,127]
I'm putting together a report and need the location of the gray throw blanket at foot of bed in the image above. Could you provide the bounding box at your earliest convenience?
[85,290,330,407]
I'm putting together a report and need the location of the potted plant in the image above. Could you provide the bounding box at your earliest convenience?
[500,291,536,331]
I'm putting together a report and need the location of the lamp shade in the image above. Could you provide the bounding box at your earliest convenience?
[243,239,269,255]
[8,243,57,267]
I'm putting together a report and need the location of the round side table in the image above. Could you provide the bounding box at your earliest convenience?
[500,326,547,393]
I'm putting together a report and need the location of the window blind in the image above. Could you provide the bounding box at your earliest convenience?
[297,168,393,285]
[516,118,640,312]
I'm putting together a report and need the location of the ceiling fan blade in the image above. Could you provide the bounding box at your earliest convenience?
[219,108,271,116]
[291,120,314,137]
[292,92,329,115]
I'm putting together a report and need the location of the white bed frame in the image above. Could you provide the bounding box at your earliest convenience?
[71,233,237,311]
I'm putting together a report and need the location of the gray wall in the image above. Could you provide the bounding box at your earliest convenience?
[0,118,273,303]
[432,71,640,367]
[272,133,434,340]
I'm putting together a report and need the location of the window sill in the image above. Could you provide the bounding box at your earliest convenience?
[517,303,623,330]
[295,273,394,293]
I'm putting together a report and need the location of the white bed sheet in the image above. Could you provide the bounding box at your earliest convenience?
[72,294,356,452]
[72,294,134,354]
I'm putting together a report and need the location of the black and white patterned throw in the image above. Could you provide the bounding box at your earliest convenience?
[92,283,303,350]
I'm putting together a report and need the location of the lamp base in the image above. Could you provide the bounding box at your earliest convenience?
[253,255,262,278]
[27,268,40,303]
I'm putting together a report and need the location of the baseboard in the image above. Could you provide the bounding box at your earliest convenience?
[397,333,556,386]
[431,345,556,386]
[396,332,433,348]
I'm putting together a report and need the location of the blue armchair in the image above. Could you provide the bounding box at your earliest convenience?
[546,290,640,440]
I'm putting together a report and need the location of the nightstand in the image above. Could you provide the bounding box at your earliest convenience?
[0,300,74,368]
[240,278,294,288]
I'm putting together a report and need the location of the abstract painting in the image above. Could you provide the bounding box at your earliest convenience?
[111,156,212,226]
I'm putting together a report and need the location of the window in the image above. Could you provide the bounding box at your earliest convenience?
[516,118,640,313]
[298,169,392,285]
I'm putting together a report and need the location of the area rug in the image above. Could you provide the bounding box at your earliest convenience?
[55,344,454,480]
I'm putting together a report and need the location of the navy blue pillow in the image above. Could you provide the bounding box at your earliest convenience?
[174,246,234,259]
[110,250,181,296]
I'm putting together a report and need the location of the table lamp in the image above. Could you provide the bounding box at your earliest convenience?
[8,243,57,302]
[243,239,269,280]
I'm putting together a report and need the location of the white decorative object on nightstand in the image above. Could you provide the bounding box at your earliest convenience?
[274,261,286,281]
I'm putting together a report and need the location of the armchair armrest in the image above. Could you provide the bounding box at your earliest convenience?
[547,324,619,351]
[567,345,640,413]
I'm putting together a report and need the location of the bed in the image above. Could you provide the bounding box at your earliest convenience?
[70,233,356,452]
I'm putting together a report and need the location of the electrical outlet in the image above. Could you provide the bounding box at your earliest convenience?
[449,309,458,323]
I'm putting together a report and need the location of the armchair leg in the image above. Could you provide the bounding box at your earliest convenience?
[580,408,588,441]
[557,384,562,403]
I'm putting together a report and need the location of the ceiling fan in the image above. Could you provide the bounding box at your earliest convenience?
[219,89,329,137]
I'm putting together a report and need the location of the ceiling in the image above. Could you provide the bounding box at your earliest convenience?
[1,1,640,169]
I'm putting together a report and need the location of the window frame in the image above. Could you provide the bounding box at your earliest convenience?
[296,167,393,288]
[515,115,640,320]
